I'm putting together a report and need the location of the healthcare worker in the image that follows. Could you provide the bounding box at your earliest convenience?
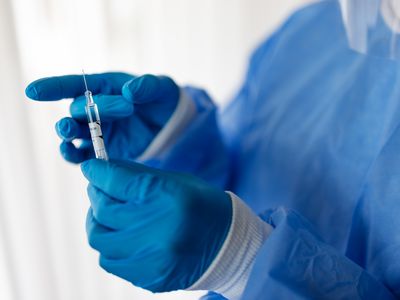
[25,0,400,298]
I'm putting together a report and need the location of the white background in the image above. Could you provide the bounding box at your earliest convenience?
[0,0,311,299]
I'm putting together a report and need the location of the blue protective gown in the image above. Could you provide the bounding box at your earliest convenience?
[158,0,400,298]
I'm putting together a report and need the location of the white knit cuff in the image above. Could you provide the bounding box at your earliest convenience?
[137,89,196,161]
[187,192,273,300]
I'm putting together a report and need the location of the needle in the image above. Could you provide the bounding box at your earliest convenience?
[82,69,89,92]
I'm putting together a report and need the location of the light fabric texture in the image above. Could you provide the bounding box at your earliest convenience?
[138,89,196,161]
[185,1,400,298]
[188,192,272,300]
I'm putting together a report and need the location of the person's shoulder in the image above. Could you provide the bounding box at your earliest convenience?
[248,0,344,69]
[290,0,340,21]
[262,0,342,48]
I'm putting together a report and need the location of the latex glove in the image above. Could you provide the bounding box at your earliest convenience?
[81,159,232,292]
[25,73,179,163]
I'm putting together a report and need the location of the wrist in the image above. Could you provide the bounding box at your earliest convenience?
[137,88,196,161]
[187,192,273,299]
[139,86,230,188]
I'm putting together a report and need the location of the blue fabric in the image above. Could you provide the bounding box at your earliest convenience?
[141,86,231,188]
[199,0,400,299]
[198,1,400,299]
[239,209,396,299]
[81,159,232,292]
[345,124,400,297]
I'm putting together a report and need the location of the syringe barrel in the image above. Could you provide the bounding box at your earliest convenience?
[85,103,109,161]
[86,102,100,123]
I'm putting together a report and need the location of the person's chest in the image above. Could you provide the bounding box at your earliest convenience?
[233,47,400,249]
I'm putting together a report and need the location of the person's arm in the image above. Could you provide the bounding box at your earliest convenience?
[197,124,400,299]
[139,86,231,188]
[195,198,396,300]
[240,207,396,299]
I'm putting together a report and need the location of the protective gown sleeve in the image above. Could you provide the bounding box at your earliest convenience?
[236,208,397,299]
[345,123,400,298]
[139,87,231,189]
[199,203,396,300]
[202,1,400,298]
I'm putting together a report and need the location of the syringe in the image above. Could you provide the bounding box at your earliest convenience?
[82,70,109,161]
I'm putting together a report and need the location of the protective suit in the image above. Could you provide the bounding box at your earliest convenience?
[199,0,400,298]
[25,0,400,298]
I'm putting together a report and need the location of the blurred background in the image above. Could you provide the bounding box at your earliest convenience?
[0,0,312,299]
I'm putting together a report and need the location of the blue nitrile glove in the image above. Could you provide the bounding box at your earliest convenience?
[81,159,232,292]
[25,73,179,163]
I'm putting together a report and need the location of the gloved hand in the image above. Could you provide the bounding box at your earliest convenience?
[25,73,180,163]
[81,159,232,292]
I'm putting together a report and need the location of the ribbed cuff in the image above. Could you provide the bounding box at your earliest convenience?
[137,89,196,161]
[187,192,273,300]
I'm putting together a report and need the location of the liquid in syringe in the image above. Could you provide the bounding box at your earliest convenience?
[82,70,108,161]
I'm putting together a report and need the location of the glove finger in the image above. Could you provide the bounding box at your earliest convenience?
[87,184,173,230]
[55,117,90,141]
[81,159,164,202]
[99,253,170,291]
[86,208,158,259]
[122,75,179,126]
[26,72,134,101]
[70,94,133,122]
[60,140,94,163]
[122,75,178,104]
[87,184,134,230]
[86,208,117,255]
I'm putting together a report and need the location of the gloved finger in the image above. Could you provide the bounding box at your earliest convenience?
[87,184,136,230]
[99,254,166,291]
[86,208,155,259]
[87,183,171,230]
[86,208,117,254]
[70,94,133,122]
[60,140,93,164]
[55,117,90,141]
[122,74,179,105]
[81,159,162,202]
[25,72,134,101]
[122,75,179,127]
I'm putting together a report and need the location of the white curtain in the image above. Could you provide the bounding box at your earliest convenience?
[0,0,312,299]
